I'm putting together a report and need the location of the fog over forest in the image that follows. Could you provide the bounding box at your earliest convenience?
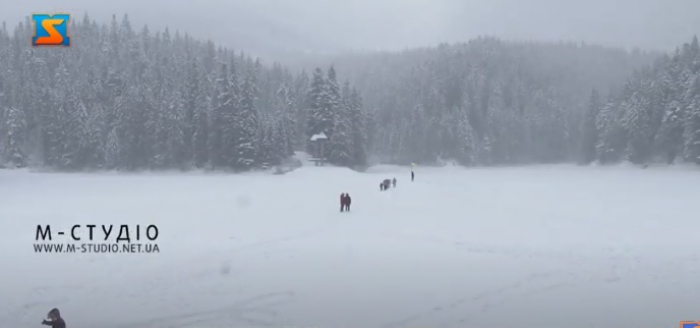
[1,0,700,59]
[4,3,700,328]
[0,0,699,170]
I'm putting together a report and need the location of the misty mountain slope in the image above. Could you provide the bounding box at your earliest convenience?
[1,13,695,172]
[0,15,369,171]
[3,0,700,57]
[312,38,659,165]
[2,165,700,327]
[588,36,700,165]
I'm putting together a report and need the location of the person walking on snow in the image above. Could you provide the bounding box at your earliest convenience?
[411,170,415,182]
[344,193,352,211]
[340,193,346,212]
[392,178,397,188]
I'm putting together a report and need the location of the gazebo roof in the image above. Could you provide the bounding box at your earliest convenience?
[310,132,327,141]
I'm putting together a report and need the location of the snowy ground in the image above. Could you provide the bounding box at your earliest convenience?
[1,163,700,328]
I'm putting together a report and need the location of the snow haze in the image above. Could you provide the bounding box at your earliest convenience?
[2,162,700,327]
[0,0,698,60]
[1,1,699,325]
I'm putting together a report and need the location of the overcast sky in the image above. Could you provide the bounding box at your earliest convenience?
[1,0,699,60]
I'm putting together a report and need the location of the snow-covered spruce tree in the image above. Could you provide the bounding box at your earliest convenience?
[0,74,6,165]
[119,86,146,170]
[187,60,209,168]
[281,84,298,157]
[579,89,600,164]
[595,98,627,164]
[223,58,242,168]
[655,100,684,163]
[208,63,235,169]
[256,117,275,167]
[272,119,290,161]
[293,71,310,150]
[349,87,368,167]
[234,63,259,170]
[325,66,342,121]
[80,86,106,169]
[256,75,286,168]
[4,106,27,167]
[327,80,352,166]
[448,103,477,165]
[163,89,186,169]
[257,112,287,167]
[683,95,700,164]
[269,82,296,161]
[104,127,120,169]
[145,57,169,169]
[306,68,332,152]
[43,62,71,168]
[59,85,88,170]
[71,50,107,170]
[620,72,663,164]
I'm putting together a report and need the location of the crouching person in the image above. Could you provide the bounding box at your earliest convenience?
[42,308,66,328]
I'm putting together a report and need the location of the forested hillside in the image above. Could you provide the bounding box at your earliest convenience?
[2,13,686,171]
[0,15,368,171]
[324,39,657,165]
[585,36,700,165]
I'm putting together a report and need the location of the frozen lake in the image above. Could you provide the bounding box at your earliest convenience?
[1,164,699,328]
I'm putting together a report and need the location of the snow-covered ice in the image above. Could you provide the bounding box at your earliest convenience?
[1,164,700,328]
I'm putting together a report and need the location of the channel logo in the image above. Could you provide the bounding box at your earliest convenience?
[31,13,70,46]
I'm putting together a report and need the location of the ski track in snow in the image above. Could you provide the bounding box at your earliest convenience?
[2,164,700,328]
[111,291,297,328]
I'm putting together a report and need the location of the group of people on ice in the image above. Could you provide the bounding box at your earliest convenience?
[339,169,416,212]
[380,178,397,191]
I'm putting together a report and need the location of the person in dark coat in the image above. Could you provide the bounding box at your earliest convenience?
[344,193,351,211]
[411,171,414,181]
[42,308,66,328]
[340,193,346,212]
[380,182,384,191]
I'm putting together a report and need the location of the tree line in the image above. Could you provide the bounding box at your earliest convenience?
[1,14,697,171]
[0,14,368,171]
[321,38,657,165]
[582,36,700,165]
